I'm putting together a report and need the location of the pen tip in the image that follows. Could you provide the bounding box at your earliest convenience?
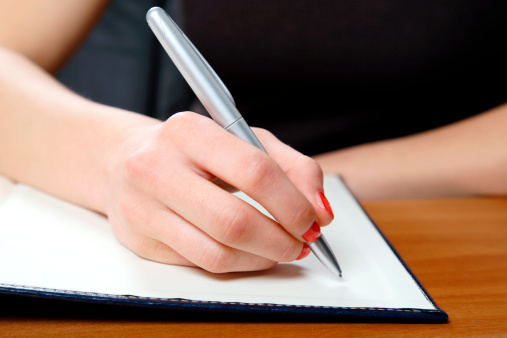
[339,273,342,278]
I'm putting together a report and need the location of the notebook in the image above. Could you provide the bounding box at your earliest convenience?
[0,174,447,322]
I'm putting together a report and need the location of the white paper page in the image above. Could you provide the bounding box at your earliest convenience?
[0,175,435,310]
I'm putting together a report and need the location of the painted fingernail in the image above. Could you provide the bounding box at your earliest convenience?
[297,243,311,260]
[302,221,321,242]
[316,191,334,218]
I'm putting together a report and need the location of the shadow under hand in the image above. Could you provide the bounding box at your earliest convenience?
[193,263,307,282]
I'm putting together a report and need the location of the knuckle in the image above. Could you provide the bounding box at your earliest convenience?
[166,111,195,127]
[276,241,301,262]
[127,237,154,260]
[299,155,322,175]
[287,199,315,230]
[215,203,250,245]
[287,153,323,179]
[164,111,201,137]
[243,152,278,192]
[162,111,212,151]
[198,243,232,273]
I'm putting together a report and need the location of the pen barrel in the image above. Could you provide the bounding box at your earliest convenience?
[226,118,267,153]
[146,7,242,129]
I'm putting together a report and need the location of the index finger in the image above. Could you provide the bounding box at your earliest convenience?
[187,119,320,243]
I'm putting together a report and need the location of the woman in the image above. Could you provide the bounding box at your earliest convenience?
[1,0,505,272]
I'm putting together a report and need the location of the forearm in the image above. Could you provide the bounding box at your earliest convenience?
[0,47,159,213]
[0,0,110,72]
[314,103,507,199]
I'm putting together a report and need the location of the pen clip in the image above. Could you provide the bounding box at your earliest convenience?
[175,23,236,107]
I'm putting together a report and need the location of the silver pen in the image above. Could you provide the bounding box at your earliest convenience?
[146,7,342,278]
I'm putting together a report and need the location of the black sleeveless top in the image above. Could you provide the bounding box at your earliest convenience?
[57,0,507,155]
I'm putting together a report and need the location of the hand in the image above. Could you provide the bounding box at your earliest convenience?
[106,112,334,273]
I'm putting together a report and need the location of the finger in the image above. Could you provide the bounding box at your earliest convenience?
[138,203,279,273]
[126,236,197,267]
[154,167,306,263]
[167,113,319,242]
[113,183,279,272]
[254,128,334,226]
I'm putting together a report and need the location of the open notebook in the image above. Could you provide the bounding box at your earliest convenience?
[0,174,447,322]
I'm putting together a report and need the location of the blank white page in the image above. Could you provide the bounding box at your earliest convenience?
[0,175,434,310]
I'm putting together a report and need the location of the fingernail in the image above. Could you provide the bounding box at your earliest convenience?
[316,191,334,218]
[302,221,321,242]
[297,243,311,260]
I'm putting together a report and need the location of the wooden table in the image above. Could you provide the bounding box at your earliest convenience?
[1,197,506,336]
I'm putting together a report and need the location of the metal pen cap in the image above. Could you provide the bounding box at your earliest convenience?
[147,8,238,127]
[147,7,265,151]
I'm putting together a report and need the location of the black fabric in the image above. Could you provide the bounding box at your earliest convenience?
[183,0,507,154]
[57,0,193,118]
[57,0,507,155]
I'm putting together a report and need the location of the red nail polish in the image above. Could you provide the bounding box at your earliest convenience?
[297,243,311,260]
[302,221,321,242]
[317,191,334,218]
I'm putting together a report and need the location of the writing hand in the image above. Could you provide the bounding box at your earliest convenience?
[106,112,334,272]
